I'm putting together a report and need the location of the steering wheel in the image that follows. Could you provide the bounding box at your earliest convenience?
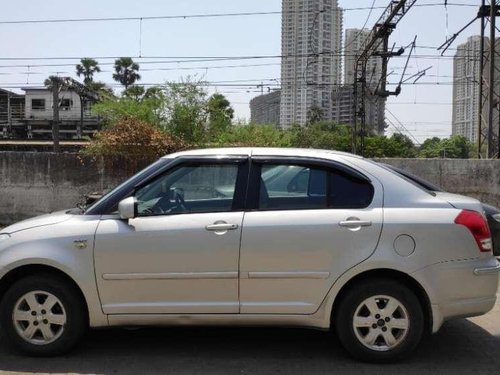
[174,191,188,212]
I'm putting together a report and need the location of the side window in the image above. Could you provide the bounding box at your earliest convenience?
[259,164,327,210]
[257,163,374,211]
[135,163,238,216]
[329,172,374,209]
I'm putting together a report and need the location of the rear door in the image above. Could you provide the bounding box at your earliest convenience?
[239,157,383,314]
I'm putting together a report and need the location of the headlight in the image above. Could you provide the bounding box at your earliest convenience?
[0,234,11,241]
[493,214,500,223]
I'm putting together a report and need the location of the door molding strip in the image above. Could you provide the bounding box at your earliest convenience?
[102,272,238,280]
[247,271,330,279]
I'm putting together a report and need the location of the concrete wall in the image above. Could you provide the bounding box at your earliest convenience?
[0,152,147,225]
[378,158,500,208]
[0,152,499,225]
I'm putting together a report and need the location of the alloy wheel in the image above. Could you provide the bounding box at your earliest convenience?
[352,295,410,352]
[12,290,67,345]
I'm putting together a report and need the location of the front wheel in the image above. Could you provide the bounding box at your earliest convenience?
[335,279,424,362]
[0,274,87,356]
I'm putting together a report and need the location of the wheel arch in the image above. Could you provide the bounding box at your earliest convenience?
[0,264,89,325]
[330,268,433,335]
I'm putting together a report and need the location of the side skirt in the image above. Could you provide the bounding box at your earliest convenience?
[107,312,330,330]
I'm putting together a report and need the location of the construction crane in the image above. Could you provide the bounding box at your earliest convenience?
[352,0,417,155]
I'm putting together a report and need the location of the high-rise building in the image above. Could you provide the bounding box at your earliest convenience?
[279,0,343,128]
[452,36,482,142]
[344,28,381,86]
[250,91,281,126]
[336,28,386,133]
[451,35,500,144]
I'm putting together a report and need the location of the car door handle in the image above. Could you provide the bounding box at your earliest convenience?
[205,223,239,232]
[339,220,372,228]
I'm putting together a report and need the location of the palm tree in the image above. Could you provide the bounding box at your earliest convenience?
[207,93,234,136]
[75,58,101,86]
[113,57,141,89]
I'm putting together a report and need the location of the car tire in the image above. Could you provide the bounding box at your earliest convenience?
[335,278,424,363]
[0,273,87,356]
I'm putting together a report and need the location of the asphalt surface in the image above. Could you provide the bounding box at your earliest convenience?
[0,283,498,375]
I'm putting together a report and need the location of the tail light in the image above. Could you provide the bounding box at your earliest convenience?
[454,210,492,253]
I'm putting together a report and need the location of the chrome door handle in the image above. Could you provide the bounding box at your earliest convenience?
[339,220,372,228]
[205,223,239,232]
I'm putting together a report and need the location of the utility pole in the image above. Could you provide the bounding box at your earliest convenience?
[52,79,60,153]
[439,1,500,159]
[352,0,417,156]
[487,1,498,158]
[7,92,11,138]
[478,1,486,158]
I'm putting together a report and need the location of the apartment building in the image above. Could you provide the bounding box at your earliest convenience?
[279,0,343,128]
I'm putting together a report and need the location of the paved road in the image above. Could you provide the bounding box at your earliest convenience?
[0,284,498,375]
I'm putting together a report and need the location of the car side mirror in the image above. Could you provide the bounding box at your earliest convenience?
[118,197,137,219]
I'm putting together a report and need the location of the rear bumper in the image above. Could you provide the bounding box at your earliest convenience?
[474,261,500,275]
[412,257,499,333]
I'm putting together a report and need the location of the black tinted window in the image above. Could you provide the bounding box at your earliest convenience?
[329,172,374,209]
[257,163,373,210]
[259,165,327,210]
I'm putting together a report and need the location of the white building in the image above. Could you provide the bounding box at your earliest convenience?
[23,88,88,121]
[22,87,99,139]
[250,91,281,126]
[280,0,343,128]
[344,28,382,87]
[451,36,495,143]
[329,29,386,133]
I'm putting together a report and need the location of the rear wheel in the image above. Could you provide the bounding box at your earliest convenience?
[335,279,424,362]
[0,274,87,356]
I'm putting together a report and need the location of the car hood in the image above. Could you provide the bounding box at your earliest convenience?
[434,192,485,213]
[1,210,73,234]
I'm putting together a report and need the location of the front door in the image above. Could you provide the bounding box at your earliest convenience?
[94,158,247,314]
[239,158,383,314]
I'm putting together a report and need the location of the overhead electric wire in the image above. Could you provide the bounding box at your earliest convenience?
[0,79,477,89]
[0,3,477,25]
[386,109,422,145]
[0,53,472,64]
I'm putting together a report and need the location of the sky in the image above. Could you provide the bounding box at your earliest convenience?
[0,0,481,142]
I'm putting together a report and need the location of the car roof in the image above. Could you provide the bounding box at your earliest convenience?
[163,147,363,160]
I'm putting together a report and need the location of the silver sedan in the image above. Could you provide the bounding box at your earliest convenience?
[0,148,498,362]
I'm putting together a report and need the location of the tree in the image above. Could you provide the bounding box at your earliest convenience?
[293,122,351,151]
[213,124,295,148]
[388,133,417,158]
[419,136,472,159]
[123,85,146,101]
[113,57,141,89]
[419,137,442,158]
[86,81,113,95]
[441,135,473,158]
[164,78,209,144]
[307,106,324,125]
[81,117,186,167]
[207,93,234,138]
[75,58,101,86]
[93,87,167,129]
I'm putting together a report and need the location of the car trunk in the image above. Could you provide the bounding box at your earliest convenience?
[435,192,499,256]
